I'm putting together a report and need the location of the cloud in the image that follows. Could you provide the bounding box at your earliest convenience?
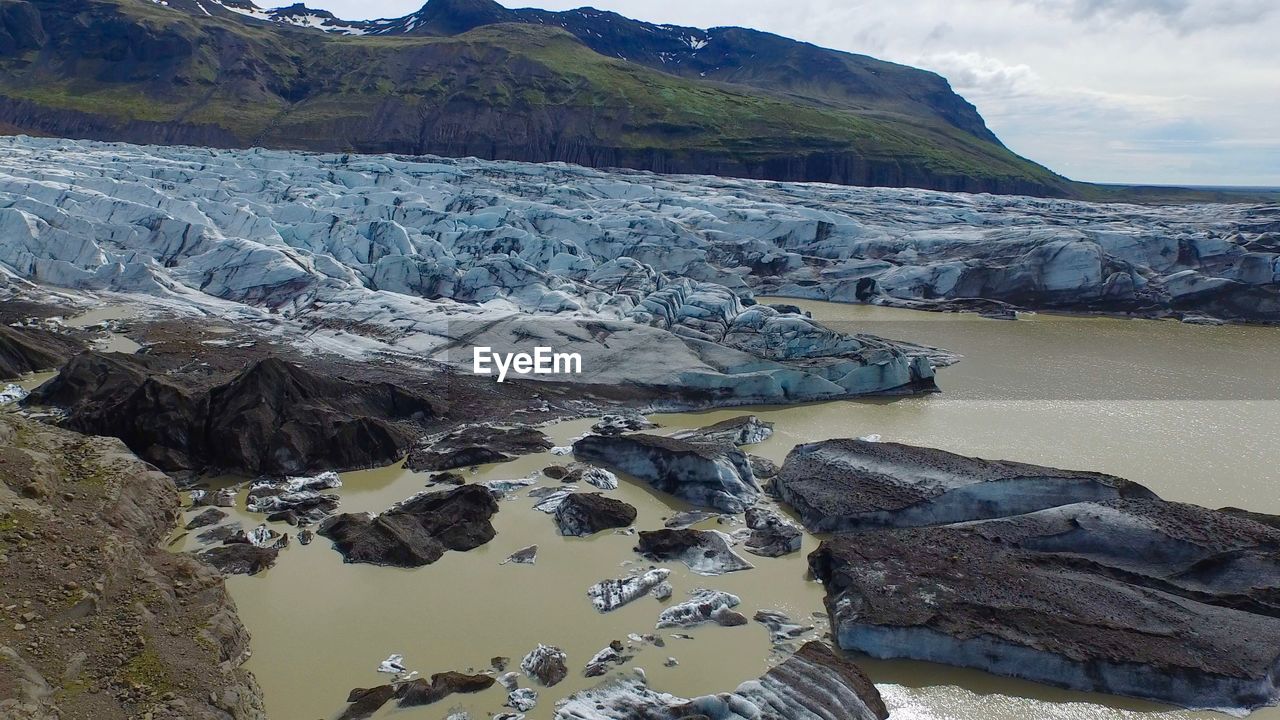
[1017,0,1276,32]
[296,0,1280,185]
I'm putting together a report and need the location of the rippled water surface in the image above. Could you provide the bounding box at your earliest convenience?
[182,302,1280,720]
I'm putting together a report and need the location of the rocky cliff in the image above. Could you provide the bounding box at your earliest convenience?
[0,413,263,719]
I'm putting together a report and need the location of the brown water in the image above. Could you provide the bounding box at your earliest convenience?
[64,305,143,354]
[176,302,1280,720]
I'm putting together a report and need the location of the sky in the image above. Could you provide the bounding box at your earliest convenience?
[299,0,1279,187]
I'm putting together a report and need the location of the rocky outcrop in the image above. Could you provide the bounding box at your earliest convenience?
[636,529,754,576]
[573,434,759,513]
[204,357,435,475]
[775,438,1155,532]
[27,352,438,476]
[554,493,637,537]
[808,496,1280,712]
[339,685,396,720]
[0,324,77,379]
[317,485,498,567]
[196,544,280,576]
[405,424,553,472]
[774,437,1280,711]
[395,671,496,708]
[556,641,887,720]
[0,414,264,719]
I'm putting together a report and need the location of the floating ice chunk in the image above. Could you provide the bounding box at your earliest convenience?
[0,383,27,406]
[485,476,539,497]
[377,653,408,674]
[506,688,538,712]
[587,569,672,612]
[550,446,573,456]
[857,434,882,443]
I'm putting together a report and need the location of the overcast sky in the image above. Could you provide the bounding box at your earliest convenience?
[301,0,1278,187]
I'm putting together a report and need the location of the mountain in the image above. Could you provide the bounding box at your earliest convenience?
[0,0,1099,196]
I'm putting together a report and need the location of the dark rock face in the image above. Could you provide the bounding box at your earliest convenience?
[808,498,1280,712]
[554,493,637,537]
[196,544,279,576]
[0,0,1071,198]
[556,641,887,720]
[775,438,1155,532]
[184,507,227,530]
[318,485,498,568]
[406,424,553,472]
[395,671,495,708]
[0,324,77,379]
[573,434,759,513]
[205,358,434,475]
[636,528,753,576]
[0,1,45,58]
[339,685,396,720]
[27,352,436,475]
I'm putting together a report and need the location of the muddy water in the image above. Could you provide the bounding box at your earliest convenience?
[180,302,1280,720]
[64,305,142,354]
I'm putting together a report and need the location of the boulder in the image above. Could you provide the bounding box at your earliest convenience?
[775,438,1155,532]
[555,493,638,537]
[185,508,227,530]
[521,644,568,687]
[317,485,498,567]
[636,529,754,576]
[573,434,759,513]
[339,685,396,720]
[395,671,495,708]
[808,498,1280,712]
[196,544,279,576]
[742,507,802,557]
[406,424,553,472]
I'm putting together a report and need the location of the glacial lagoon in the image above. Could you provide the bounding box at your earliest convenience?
[183,301,1280,720]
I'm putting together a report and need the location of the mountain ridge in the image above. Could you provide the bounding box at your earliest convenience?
[0,0,1269,201]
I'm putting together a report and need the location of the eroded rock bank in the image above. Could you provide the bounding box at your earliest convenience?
[28,352,439,476]
[555,641,888,720]
[0,414,263,719]
[793,437,1280,712]
[776,438,1155,532]
[0,324,80,380]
